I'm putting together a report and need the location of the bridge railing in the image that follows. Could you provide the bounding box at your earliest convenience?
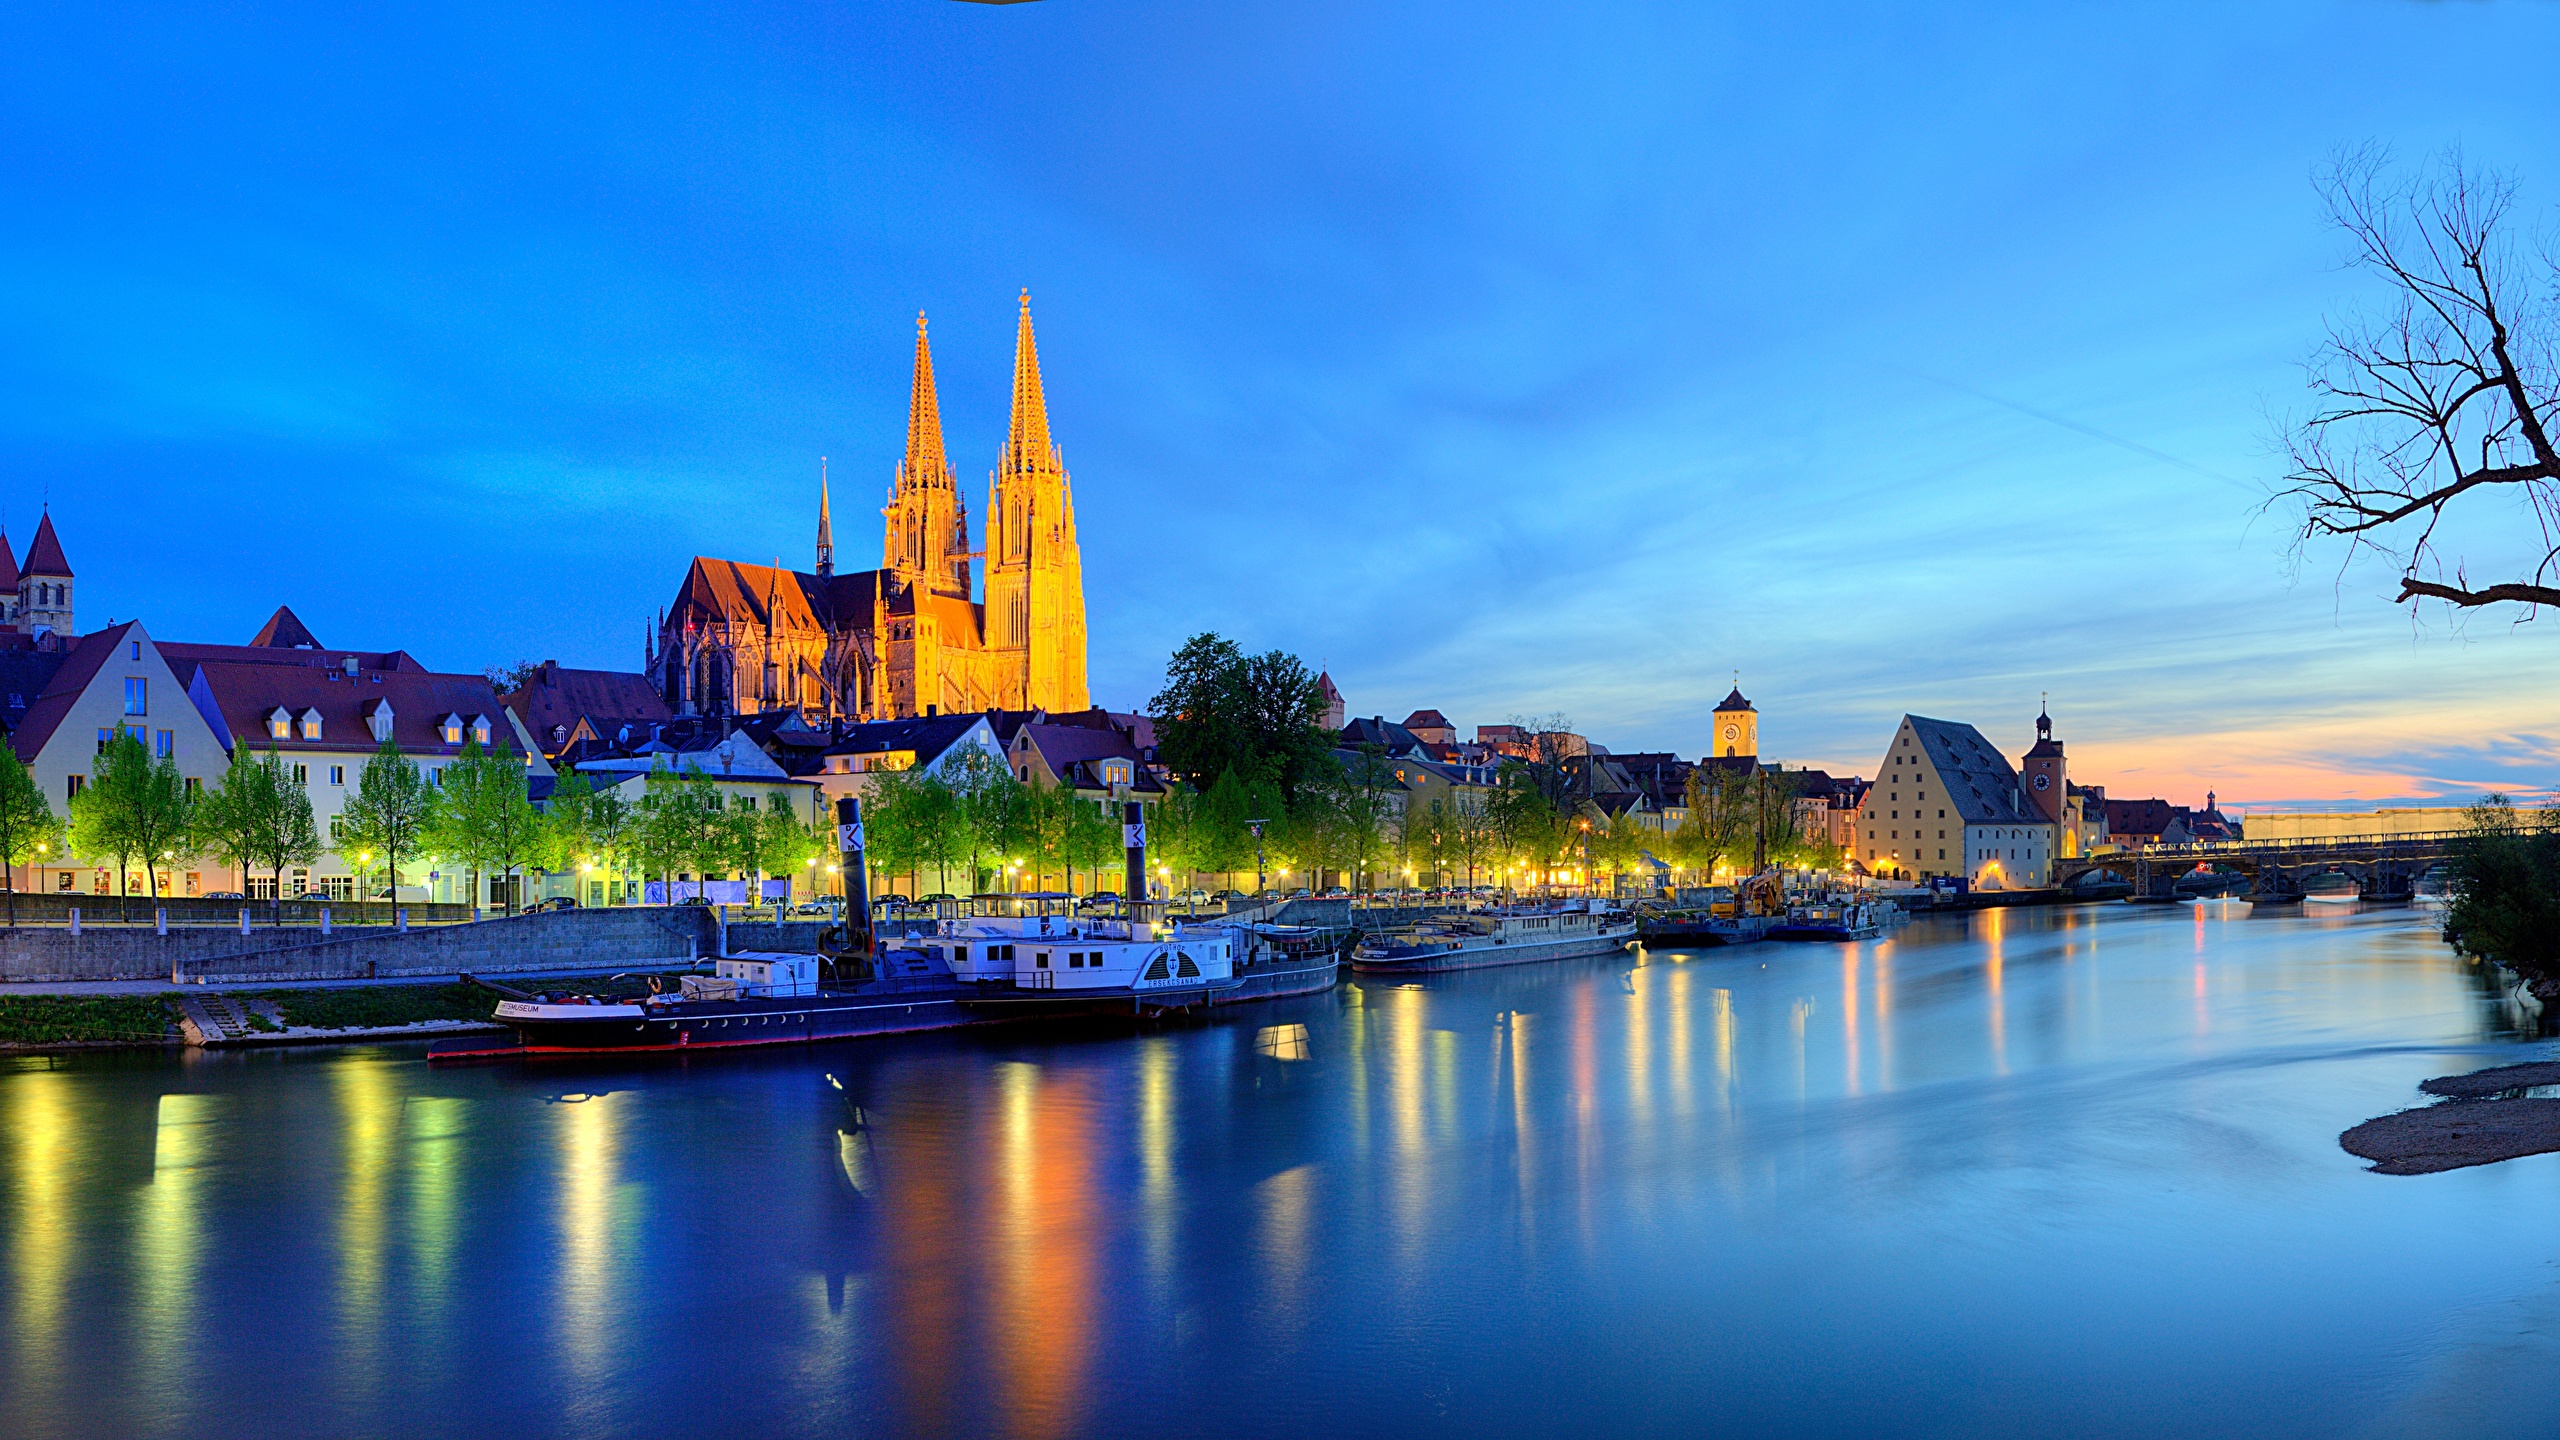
[2078,830,2470,864]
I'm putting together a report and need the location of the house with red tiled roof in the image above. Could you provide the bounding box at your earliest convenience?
[164,609,552,905]
[6,621,234,899]
[499,659,674,761]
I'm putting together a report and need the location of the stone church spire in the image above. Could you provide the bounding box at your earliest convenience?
[905,311,949,482]
[816,457,834,578]
[885,312,965,597]
[984,290,1087,713]
[1002,289,1052,474]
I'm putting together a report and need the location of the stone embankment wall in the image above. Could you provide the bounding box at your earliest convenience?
[0,895,478,926]
[0,909,830,984]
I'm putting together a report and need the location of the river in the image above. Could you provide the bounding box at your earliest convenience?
[2,904,2553,1439]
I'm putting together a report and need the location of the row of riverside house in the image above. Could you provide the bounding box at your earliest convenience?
[6,596,554,904]
[1342,676,2237,894]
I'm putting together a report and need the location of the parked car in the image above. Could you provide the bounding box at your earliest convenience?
[675,895,711,907]
[1180,888,1211,905]
[203,891,245,901]
[1320,887,1351,899]
[793,901,831,916]
[534,896,577,912]
[370,885,430,903]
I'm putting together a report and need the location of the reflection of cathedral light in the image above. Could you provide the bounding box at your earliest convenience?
[647,293,1090,722]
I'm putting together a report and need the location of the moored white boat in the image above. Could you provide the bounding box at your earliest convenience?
[1350,900,1635,974]
[2301,868,2360,906]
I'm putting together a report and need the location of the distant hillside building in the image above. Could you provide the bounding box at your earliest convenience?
[647,296,1090,724]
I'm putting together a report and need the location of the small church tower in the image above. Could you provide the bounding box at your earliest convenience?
[1712,682,1757,760]
[18,511,72,638]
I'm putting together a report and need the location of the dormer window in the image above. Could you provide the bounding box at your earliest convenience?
[297,707,323,741]
[367,700,394,744]
[267,707,292,740]
[439,713,463,746]
[470,715,492,746]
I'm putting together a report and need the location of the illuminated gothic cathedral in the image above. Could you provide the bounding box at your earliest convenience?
[647,293,1091,722]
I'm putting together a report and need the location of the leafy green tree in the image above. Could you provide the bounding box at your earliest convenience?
[1062,793,1121,897]
[1489,764,1566,891]
[0,743,62,925]
[1148,632,1335,802]
[2444,797,2560,975]
[199,745,276,915]
[758,793,829,903]
[636,763,728,902]
[586,782,635,902]
[431,739,541,914]
[69,729,195,915]
[937,747,1015,895]
[337,735,433,911]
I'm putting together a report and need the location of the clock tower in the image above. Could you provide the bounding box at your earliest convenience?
[1712,683,1757,760]
[2022,701,2066,824]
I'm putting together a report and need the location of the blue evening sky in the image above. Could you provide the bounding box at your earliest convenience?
[5,1,2557,810]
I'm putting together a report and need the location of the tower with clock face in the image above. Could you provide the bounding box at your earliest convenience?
[2022,703,2067,825]
[1711,684,1757,760]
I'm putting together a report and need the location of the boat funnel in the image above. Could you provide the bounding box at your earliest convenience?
[837,796,873,956]
[1123,800,1147,905]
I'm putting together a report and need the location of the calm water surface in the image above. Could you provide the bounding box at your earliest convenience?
[5,905,2558,1439]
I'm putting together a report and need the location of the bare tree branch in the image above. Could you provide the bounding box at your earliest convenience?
[2273,149,2560,615]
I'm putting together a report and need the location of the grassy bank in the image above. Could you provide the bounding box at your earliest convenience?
[258,983,496,1031]
[0,996,177,1046]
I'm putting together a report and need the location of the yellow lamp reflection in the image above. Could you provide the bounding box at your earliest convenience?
[1841,949,1862,1097]
[1255,1163,1315,1335]
[994,1062,1095,1440]
[555,1090,623,1410]
[1137,1039,1175,1290]
[407,1097,468,1333]
[137,1093,223,1429]
[7,1073,73,1425]
[1668,965,1693,1118]
[1986,907,2008,1075]
[332,1059,401,1404]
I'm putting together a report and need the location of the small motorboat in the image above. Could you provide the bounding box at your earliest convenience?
[2300,868,2361,906]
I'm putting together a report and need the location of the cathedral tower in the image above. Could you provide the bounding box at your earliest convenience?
[983,291,1089,712]
[883,313,971,598]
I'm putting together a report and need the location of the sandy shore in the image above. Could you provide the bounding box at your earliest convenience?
[2341,1061,2560,1174]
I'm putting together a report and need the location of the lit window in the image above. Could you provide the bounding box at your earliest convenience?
[269,712,290,740]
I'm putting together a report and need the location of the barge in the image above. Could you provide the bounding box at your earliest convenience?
[1349,901,1635,975]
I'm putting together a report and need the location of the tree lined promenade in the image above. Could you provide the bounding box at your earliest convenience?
[852,633,1843,901]
[12,728,835,925]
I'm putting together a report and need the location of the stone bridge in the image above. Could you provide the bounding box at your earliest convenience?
[2054,831,2464,900]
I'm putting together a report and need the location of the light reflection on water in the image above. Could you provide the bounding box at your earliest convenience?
[3,905,2559,1439]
